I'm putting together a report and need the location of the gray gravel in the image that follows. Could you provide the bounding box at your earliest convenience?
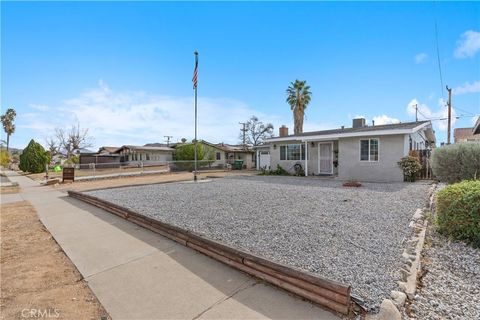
[86,176,430,311]
[408,228,480,320]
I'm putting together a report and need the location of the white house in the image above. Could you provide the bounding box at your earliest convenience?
[258,118,436,182]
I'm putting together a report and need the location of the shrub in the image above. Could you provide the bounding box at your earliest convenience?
[0,150,9,167]
[259,164,290,176]
[436,180,480,247]
[19,139,50,173]
[398,156,422,182]
[431,143,480,184]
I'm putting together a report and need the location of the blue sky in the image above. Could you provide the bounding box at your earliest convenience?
[2,1,479,149]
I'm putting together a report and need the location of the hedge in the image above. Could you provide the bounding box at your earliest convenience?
[436,180,480,247]
[431,143,480,184]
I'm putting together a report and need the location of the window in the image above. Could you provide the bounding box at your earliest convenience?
[279,144,306,160]
[360,139,379,162]
[216,152,221,160]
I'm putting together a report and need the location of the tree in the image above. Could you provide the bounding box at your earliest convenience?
[19,139,50,173]
[1,108,17,152]
[174,143,205,161]
[45,137,59,156]
[55,123,92,159]
[239,116,274,146]
[0,149,10,167]
[286,80,312,135]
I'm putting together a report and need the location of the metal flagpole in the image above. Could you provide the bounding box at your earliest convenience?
[193,51,198,181]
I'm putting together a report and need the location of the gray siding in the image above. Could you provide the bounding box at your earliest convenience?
[338,135,407,182]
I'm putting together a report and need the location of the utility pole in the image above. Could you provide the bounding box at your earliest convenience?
[164,135,173,147]
[446,85,452,144]
[414,104,418,122]
[239,122,247,149]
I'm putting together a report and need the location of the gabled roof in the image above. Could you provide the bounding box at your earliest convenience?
[266,121,435,143]
[98,146,119,154]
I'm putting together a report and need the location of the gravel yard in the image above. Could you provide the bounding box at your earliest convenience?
[85,176,430,311]
[408,227,480,320]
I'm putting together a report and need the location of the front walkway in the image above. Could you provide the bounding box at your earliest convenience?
[2,171,340,320]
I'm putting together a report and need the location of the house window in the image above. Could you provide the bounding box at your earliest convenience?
[279,144,306,160]
[216,152,221,160]
[360,139,379,162]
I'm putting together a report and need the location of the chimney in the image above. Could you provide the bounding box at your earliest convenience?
[372,120,375,126]
[352,118,366,128]
[279,125,288,137]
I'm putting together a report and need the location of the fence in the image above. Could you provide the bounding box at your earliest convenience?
[58,160,237,181]
[409,150,434,180]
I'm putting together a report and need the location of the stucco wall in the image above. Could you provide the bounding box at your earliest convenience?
[338,134,407,182]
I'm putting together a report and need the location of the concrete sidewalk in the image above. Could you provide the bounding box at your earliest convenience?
[3,171,340,320]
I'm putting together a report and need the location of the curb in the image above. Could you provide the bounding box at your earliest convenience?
[68,190,353,316]
[370,183,437,320]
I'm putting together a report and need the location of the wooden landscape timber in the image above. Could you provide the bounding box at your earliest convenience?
[68,190,353,315]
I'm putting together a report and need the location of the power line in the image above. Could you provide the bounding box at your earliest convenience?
[433,2,445,101]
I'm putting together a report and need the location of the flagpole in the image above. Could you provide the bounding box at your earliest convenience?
[193,51,198,181]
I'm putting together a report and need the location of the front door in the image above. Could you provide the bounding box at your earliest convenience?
[318,143,333,174]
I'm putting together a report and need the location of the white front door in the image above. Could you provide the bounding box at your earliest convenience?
[259,152,270,170]
[318,143,333,174]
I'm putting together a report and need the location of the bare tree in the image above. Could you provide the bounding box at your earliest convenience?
[45,137,59,156]
[55,123,92,159]
[239,116,274,147]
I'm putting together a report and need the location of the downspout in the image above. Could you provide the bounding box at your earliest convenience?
[304,141,308,176]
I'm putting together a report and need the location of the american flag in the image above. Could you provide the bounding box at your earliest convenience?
[192,52,198,89]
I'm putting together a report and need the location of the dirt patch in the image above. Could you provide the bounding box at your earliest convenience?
[1,186,20,194]
[52,170,257,192]
[0,201,109,320]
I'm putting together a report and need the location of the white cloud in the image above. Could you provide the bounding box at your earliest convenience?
[454,30,480,58]
[406,98,456,131]
[414,53,428,64]
[21,81,284,149]
[29,104,50,111]
[453,81,480,95]
[372,115,400,125]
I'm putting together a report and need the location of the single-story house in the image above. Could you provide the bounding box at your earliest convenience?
[171,140,255,169]
[202,141,255,169]
[259,118,436,182]
[79,147,121,168]
[114,145,174,164]
[454,127,480,143]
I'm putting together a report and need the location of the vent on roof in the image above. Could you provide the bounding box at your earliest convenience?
[352,118,366,128]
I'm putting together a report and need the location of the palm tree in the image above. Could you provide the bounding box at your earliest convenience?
[286,80,312,135]
[1,108,17,152]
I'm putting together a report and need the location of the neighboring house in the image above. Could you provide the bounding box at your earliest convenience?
[114,145,174,164]
[172,140,255,169]
[79,146,121,168]
[261,118,436,182]
[454,127,480,143]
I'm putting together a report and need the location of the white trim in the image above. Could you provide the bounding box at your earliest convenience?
[266,122,432,143]
[304,141,308,176]
[318,142,334,174]
[359,138,380,162]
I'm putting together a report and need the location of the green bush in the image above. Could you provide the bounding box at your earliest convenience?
[0,150,9,167]
[260,164,290,176]
[19,139,50,173]
[398,156,422,182]
[431,143,480,184]
[436,180,480,247]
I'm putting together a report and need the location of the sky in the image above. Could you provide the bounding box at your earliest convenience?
[1,1,479,150]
